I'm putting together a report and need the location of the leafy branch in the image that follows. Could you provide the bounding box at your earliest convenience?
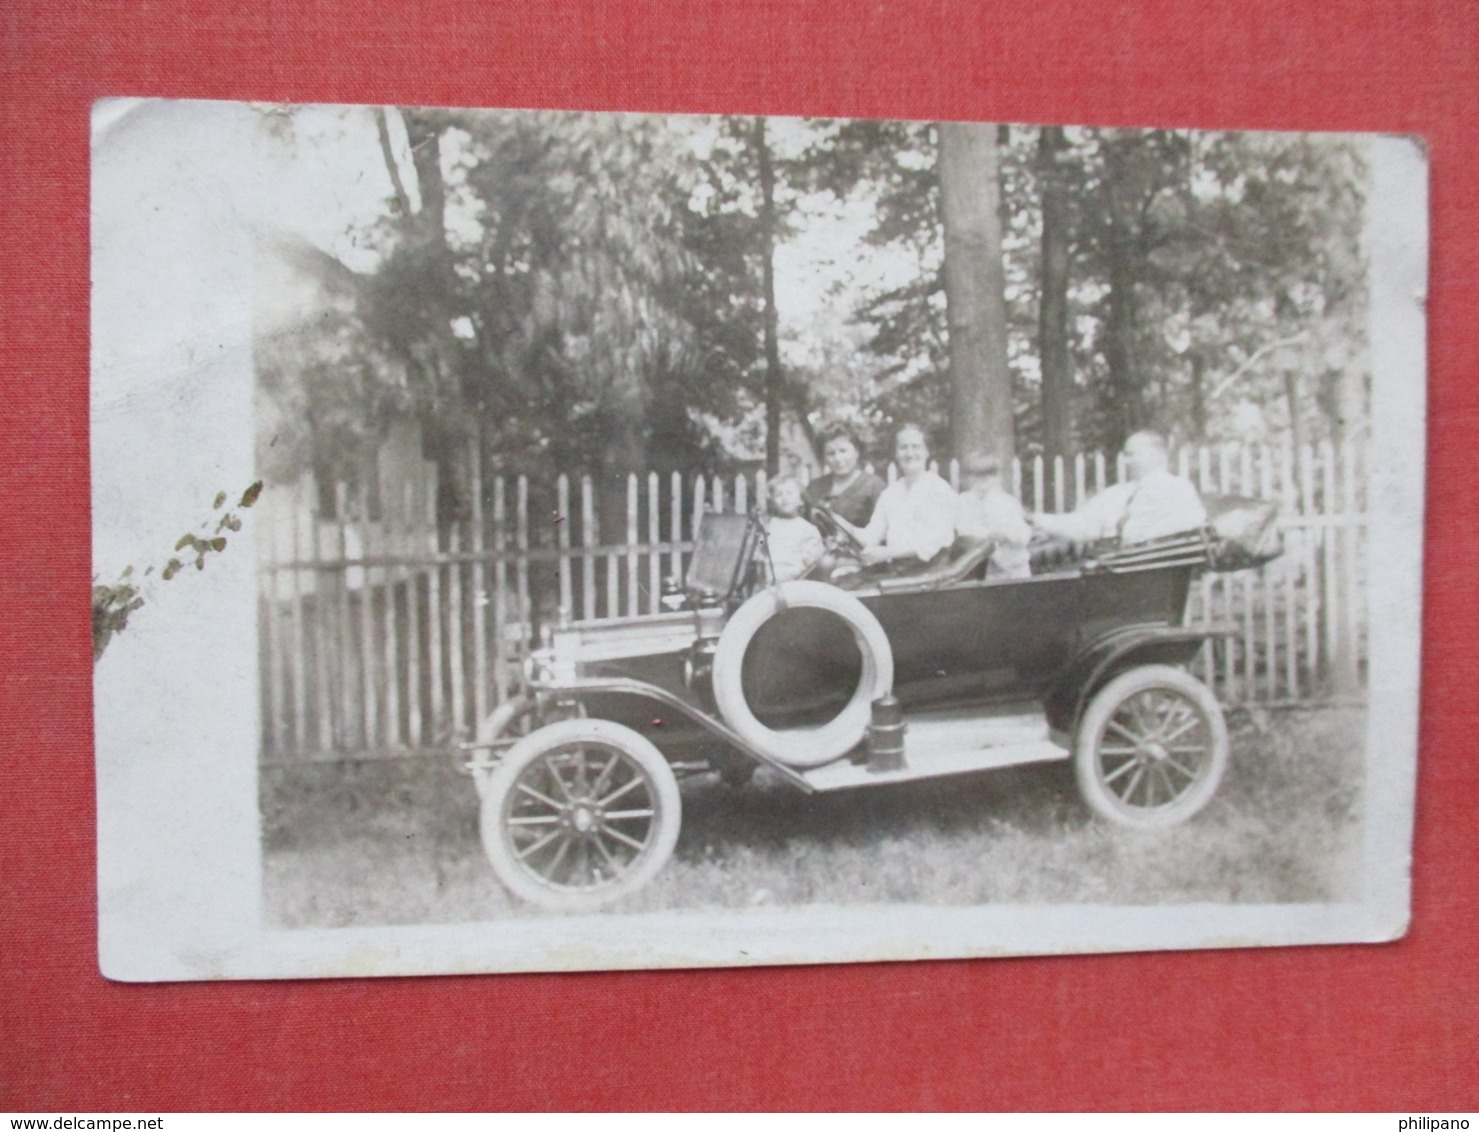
[92,481,264,663]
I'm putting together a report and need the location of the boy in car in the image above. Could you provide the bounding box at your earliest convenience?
[762,475,826,583]
[955,454,1032,578]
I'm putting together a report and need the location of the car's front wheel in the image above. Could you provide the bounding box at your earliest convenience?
[480,719,681,911]
[1073,665,1229,829]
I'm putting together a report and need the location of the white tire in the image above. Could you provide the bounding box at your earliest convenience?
[1074,665,1229,829]
[711,580,894,769]
[480,719,681,911]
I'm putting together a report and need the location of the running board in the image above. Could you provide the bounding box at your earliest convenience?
[800,704,1070,792]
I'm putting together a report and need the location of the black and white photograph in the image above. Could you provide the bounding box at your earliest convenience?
[90,100,1424,979]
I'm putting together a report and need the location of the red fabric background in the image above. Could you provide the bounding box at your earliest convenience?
[2,0,1475,1111]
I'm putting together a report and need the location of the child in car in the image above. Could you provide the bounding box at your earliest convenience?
[762,476,826,583]
[955,454,1032,578]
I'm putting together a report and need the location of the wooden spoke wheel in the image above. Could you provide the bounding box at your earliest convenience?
[480,719,681,911]
[1074,665,1229,829]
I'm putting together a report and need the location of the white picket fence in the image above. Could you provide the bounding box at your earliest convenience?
[257,441,1366,762]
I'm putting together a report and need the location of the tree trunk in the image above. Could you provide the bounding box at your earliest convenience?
[1102,135,1148,454]
[377,109,468,538]
[374,108,413,220]
[938,121,1013,467]
[755,117,784,476]
[1189,349,1208,443]
[1324,282,1367,456]
[401,109,447,238]
[1037,126,1073,485]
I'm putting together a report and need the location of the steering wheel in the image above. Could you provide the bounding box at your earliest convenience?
[808,501,865,556]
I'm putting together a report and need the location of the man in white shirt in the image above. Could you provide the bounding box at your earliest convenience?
[1029,430,1206,545]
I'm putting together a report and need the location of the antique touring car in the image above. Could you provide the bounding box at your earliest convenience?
[465,498,1279,911]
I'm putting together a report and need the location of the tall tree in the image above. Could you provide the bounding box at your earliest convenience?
[262,109,719,541]
[819,120,1037,456]
[825,123,1369,460]
[369,107,471,526]
[1036,125,1074,476]
[938,122,1013,466]
[753,117,786,474]
[359,109,724,534]
[1165,131,1369,450]
[1099,130,1152,452]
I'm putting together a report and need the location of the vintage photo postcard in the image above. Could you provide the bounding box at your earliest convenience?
[92,100,1425,980]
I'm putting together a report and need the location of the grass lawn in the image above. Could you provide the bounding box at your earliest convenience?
[261,704,1365,928]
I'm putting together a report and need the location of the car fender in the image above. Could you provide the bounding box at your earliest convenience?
[1045,624,1220,734]
[524,675,819,791]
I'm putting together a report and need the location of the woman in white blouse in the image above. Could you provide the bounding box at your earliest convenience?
[838,423,958,571]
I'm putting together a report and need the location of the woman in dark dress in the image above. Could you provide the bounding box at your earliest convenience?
[803,424,886,529]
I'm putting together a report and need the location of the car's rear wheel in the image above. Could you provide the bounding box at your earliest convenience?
[1074,665,1228,828]
[480,719,681,911]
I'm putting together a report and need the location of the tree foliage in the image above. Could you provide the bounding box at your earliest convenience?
[255,109,1370,500]
[817,123,1368,458]
[363,110,717,477]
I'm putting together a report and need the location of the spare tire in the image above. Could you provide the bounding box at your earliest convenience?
[711,580,894,768]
